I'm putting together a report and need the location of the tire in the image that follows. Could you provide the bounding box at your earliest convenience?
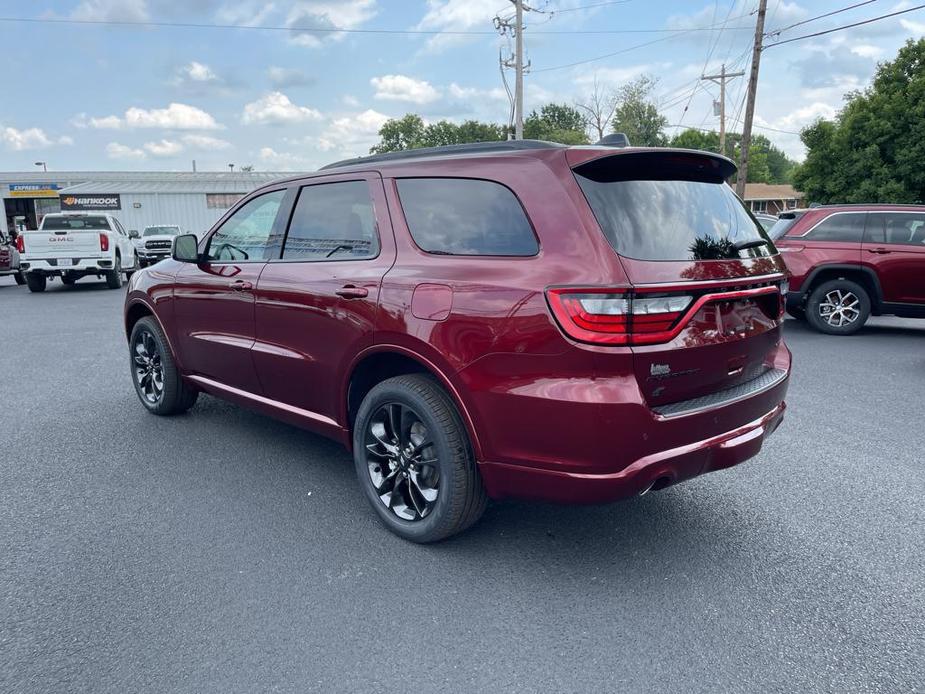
[806,279,870,335]
[25,273,46,293]
[129,316,199,415]
[125,252,139,280]
[14,271,25,285]
[353,374,487,543]
[61,272,76,286]
[106,254,123,289]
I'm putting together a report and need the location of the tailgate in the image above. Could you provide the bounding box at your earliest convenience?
[24,230,102,257]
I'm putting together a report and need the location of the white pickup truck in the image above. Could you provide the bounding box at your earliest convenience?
[19,212,139,293]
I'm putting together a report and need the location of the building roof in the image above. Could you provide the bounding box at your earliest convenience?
[58,179,282,194]
[742,183,803,201]
[0,170,295,194]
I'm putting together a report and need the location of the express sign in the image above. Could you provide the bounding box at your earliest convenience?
[60,194,122,211]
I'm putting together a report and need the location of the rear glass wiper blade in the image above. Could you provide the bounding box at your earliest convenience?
[733,238,769,251]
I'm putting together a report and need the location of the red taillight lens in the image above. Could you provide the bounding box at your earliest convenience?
[15,234,24,253]
[99,233,109,252]
[547,289,692,345]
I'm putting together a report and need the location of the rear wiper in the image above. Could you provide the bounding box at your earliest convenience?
[734,238,770,251]
[325,244,354,258]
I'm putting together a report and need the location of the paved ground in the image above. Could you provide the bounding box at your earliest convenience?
[1,274,923,694]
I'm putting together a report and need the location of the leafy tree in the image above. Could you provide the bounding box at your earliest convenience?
[371,115,507,153]
[524,103,589,144]
[611,75,668,147]
[669,128,796,184]
[669,128,720,152]
[794,38,925,203]
[576,77,618,142]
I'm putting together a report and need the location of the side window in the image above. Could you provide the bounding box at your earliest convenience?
[396,178,538,256]
[207,189,286,262]
[113,219,126,236]
[282,181,379,261]
[807,213,866,242]
[869,212,925,246]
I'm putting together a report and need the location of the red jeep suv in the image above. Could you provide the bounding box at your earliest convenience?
[772,204,925,334]
[124,141,791,542]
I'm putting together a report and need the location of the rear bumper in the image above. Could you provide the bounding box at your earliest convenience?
[479,399,786,504]
[21,257,110,274]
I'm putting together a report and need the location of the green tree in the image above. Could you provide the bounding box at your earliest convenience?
[611,75,668,147]
[794,38,925,203]
[371,115,507,153]
[370,114,426,153]
[524,103,589,144]
[669,128,720,152]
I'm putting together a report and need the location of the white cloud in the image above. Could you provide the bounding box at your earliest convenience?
[774,102,838,131]
[143,139,184,156]
[316,109,389,154]
[258,146,311,170]
[0,126,72,151]
[342,95,360,107]
[89,103,222,130]
[415,0,499,53]
[242,92,323,125]
[106,142,147,160]
[70,0,149,22]
[181,61,218,82]
[215,1,277,25]
[181,134,232,149]
[447,83,507,102]
[371,74,441,104]
[267,66,313,88]
[286,0,378,47]
[850,44,884,59]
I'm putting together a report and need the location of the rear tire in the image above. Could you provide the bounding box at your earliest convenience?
[106,254,123,289]
[353,374,487,543]
[806,279,870,335]
[25,273,46,293]
[129,316,198,415]
[14,271,25,285]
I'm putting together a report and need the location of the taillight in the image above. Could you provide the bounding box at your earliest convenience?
[547,288,692,345]
[15,234,24,253]
[99,233,109,252]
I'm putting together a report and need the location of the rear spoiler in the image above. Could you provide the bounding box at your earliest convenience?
[567,147,737,183]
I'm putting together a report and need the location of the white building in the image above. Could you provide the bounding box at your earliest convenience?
[1,171,294,237]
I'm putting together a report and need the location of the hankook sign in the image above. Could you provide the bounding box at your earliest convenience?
[60,194,122,211]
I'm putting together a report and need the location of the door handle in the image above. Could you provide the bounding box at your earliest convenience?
[229,280,253,291]
[867,247,891,254]
[335,284,369,299]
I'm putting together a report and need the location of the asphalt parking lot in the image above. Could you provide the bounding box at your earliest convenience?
[1,274,923,693]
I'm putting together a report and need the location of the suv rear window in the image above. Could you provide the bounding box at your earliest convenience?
[42,216,110,230]
[396,178,538,256]
[768,212,804,240]
[574,153,770,261]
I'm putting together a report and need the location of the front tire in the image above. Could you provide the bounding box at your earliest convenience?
[25,273,46,293]
[353,374,487,543]
[806,279,870,335]
[129,316,198,415]
[14,271,25,286]
[106,254,123,289]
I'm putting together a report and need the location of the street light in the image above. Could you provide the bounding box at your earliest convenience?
[34,161,47,172]
[228,164,235,172]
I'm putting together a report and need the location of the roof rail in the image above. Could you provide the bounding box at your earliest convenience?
[816,202,925,208]
[320,139,565,170]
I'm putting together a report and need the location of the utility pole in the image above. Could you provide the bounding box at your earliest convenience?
[513,0,524,140]
[736,0,768,197]
[702,64,744,158]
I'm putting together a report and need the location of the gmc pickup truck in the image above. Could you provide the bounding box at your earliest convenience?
[18,212,139,293]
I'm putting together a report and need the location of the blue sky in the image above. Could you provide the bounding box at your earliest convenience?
[1,0,923,171]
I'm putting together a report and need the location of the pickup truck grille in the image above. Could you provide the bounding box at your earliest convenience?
[145,240,172,250]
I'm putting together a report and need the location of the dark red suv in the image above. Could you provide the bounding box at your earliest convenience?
[124,141,791,542]
[772,204,925,334]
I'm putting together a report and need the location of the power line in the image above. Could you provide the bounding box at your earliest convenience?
[548,0,633,14]
[0,14,756,36]
[763,4,925,48]
[765,0,880,38]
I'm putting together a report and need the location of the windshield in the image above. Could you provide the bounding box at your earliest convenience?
[768,212,804,240]
[144,226,181,236]
[575,173,772,261]
[42,216,109,230]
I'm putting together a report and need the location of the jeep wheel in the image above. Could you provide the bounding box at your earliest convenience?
[106,254,123,289]
[353,374,487,543]
[14,271,25,286]
[130,316,198,415]
[25,273,46,293]
[806,279,870,335]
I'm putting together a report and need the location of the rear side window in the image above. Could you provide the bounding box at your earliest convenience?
[865,212,925,245]
[282,181,379,261]
[574,154,769,261]
[768,212,804,240]
[806,213,866,242]
[42,216,110,230]
[396,178,538,256]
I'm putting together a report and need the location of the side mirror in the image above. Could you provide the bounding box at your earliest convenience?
[172,234,200,263]
[129,229,140,239]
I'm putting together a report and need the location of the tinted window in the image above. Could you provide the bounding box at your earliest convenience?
[283,181,378,261]
[207,190,285,262]
[144,226,181,236]
[576,176,768,261]
[42,216,110,230]
[866,212,925,246]
[807,213,866,242]
[397,178,538,256]
[768,212,804,240]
